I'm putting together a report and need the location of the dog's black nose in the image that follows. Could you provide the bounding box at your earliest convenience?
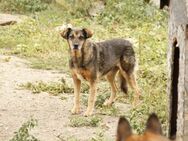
[73,44,79,49]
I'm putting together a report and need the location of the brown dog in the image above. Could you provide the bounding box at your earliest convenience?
[116,113,170,141]
[61,27,140,116]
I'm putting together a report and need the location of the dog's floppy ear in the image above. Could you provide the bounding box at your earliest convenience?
[61,27,72,39]
[82,28,93,38]
[145,113,163,135]
[116,116,132,141]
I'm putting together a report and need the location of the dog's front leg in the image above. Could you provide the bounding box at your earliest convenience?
[71,74,81,114]
[84,81,97,116]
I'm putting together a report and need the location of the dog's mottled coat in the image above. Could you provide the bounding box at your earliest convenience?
[61,27,140,116]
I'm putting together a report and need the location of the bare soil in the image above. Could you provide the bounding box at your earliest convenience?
[0,14,23,26]
[0,55,130,141]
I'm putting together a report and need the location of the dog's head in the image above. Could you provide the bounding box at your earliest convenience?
[116,113,169,141]
[61,28,93,52]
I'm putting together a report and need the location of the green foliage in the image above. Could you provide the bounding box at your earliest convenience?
[82,92,119,116]
[56,0,92,18]
[81,82,110,108]
[70,116,102,127]
[81,82,90,94]
[128,91,168,134]
[95,93,110,108]
[20,80,91,95]
[42,0,55,3]
[0,17,68,70]
[10,118,39,141]
[98,0,166,25]
[20,80,73,95]
[0,0,49,13]
[90,130,105,141]
[98,106,119,116]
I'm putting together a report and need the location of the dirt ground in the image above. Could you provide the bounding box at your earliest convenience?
[0,55,131,141]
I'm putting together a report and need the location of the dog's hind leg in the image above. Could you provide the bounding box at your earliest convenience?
[84,81,97,116]
[104,67,118,106]
[118,65,140,105]
[126,73,140,105]
[71,74,81,114]
[118,71,128,94]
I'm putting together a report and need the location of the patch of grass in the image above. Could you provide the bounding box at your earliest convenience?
[81,81,110,108]
[0,17,69,71]
[81,81,119,116]
[57,135,80,141]
[10,118,39,141]
[90,129,114,141]
[81,91,109,108]
[81,82,90,94]
[90,130,105,141]
[127,91,168,134]
[0,56,11,63]
[69,116,102,127]
[98,106,119,116]
[60,96,68,101]
[20,80,73,95]
[0,0,51,13]
[95,93,110,108]
[20,80,90,95]
[116,93,132,104]
[29,56,69,70]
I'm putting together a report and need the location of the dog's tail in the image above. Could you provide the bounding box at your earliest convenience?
[118,72,128,94]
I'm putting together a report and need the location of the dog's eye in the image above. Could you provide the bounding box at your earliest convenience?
[79,36,84,40]
[69,35,74,39]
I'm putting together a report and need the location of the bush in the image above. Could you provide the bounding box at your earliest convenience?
[0,0,49,13]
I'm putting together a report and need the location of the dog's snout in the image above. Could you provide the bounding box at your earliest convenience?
[73,44,79,49]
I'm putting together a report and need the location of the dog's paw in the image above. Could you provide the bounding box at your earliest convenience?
[103,99,113,106]
[83,110,93,116]
[71,107,80,114]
